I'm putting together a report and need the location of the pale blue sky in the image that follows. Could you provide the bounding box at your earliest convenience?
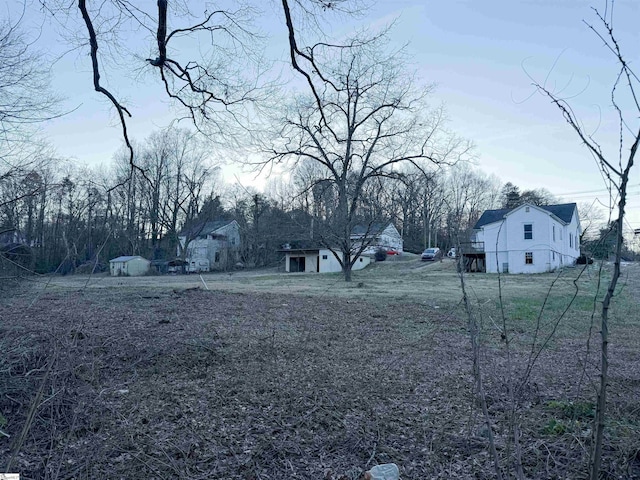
[12,0,640,232]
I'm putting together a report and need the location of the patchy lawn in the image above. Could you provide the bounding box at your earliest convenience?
[1,261,639,479]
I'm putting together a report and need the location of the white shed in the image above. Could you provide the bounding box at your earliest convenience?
[109,256,151,276]
[282,248,371,273]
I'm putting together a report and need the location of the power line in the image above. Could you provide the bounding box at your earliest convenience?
[552,183,640,197]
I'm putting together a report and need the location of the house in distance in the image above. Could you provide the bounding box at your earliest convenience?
[467,203,581,274]
[177,220,241,272]
[350,222,403,254]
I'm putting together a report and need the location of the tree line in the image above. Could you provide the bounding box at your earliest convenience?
[2,4,626,281]
[1,128,625,277]
[1,126,511,274]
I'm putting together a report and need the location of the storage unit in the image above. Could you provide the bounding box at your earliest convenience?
[109,256,151,276]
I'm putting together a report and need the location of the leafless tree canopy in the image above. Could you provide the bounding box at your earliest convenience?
[0,16,59,172]
[38,0,364,174]
[267,30,471,280]
[0,13,61,244]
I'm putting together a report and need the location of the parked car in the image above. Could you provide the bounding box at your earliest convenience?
[386,248,401,256]
[421,247,443,261]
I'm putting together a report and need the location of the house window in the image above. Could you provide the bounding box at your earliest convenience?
[231,238,236,245]
[524,224,533,240]
[553,251,555,260]
[215,252,220,262]
[525,252,533,264]
[525,206,530,212]
[553,225,556,242]
[322,255,328,260]
[569,233,573,248]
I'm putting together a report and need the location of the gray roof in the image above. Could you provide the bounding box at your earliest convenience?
[474,203,577,229]
[540,203,578,223]
[351,222,390,236]
[473,208,512,229]
[180,219,235,237]
[110,255,146,263]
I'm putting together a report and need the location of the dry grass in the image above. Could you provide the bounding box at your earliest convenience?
[1,259,639,479]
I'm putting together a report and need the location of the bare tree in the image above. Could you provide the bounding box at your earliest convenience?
[110,128,216,257]
[38,0,360,175]
[442,165,502,249]
[0,13,60,251]
[534,4,638,478]
[578,200,607,242]
[0,14,59,156]
[268,30,470,280]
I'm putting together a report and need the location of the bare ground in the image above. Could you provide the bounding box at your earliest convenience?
[1,261,639,479]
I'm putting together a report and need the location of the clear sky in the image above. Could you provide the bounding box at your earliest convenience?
[11,0,640,236]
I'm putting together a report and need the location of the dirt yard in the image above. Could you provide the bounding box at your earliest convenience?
[1,259,639,479]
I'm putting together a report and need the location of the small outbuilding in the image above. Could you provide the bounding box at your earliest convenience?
[281,246,371,273]
[109,256,151,276]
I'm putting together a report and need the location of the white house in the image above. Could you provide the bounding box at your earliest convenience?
[109,256,151,276]
[178,220,241,272]
[351,222,403,254]
[281,246,371,273]
[471,203,580,274]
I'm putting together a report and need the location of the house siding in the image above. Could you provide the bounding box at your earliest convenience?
[351,223,403,254]
[478,204,580,274]
[378,225,403,252]
[178,221,240,271]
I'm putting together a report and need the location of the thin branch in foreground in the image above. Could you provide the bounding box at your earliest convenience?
[77,0,148,186]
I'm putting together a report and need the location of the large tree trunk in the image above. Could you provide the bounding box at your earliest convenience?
[343,249,353,282]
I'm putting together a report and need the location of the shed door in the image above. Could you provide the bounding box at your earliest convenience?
[290,256,305,272]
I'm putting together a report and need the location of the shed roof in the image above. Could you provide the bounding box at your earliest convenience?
[278,239,324,252]
[474,203,577,229]
[110,255,146,263]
